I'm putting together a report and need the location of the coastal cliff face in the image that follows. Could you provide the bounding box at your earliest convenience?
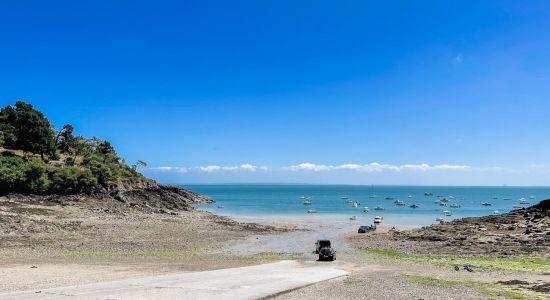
[2,179,212,214]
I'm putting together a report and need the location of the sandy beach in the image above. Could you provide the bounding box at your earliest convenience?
[1,195,548,299]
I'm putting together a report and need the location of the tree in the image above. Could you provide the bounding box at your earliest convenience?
[0,105,17,148]
[96,140,117,163]
[54,124,74,154]
[132,160,147,171]
[12,101,56,159]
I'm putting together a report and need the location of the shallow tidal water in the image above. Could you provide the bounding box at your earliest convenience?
[188,184,550,226]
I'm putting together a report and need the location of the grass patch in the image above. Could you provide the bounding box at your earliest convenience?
[10,206,54,215]
[224,252,301,262]
[403,273,547,300]
[361,248,550,272]
[68,249,200,257]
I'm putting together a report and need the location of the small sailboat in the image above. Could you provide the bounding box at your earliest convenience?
[349,215,357,220]
[307,208,317,213]
[374,205,385,211]
[409,204,419,208]
[374,216,383,224]
[363,207,370,212]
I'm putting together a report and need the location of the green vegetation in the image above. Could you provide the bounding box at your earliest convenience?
[0,101,145,195]
[402,273,547,300]
[361,248,550,272]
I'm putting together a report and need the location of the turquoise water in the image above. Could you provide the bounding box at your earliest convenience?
[186,185,550,226]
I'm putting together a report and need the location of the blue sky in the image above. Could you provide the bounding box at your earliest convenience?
[1,1,550,185]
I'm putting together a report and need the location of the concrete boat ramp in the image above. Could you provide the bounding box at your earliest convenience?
[0,261,349,300]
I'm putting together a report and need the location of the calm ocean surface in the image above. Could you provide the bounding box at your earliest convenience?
[186,185,550,226]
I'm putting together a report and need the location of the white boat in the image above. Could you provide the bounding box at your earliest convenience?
[448,196,455,199]
[374,206,385,211]
[407,195,413,198]
[307,208,317,213]
[450,203,461,208]
[299,196,306,200]
[529,196,535,199]
[435,217,444,222]
[519,198,528,204]
[493,210,500,215]
[303,200,312,205]
[363,207,370,212]
[374,216,383,224]
[346,199,353,204]
[352,202,358,207]
[350,215,357,220]
[443,210,452,216]
[395,200,406,206]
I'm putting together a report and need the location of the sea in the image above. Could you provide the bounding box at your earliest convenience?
[186,185,550,227]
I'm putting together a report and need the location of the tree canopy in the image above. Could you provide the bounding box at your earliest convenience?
[0,100,146,195]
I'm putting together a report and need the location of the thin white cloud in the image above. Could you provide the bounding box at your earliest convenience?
[454,53,463,63]
[151,164,267,173]
[149,166,188,173]
[286,162,470,172]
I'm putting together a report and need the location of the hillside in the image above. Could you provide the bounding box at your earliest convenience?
[0,100,210,208]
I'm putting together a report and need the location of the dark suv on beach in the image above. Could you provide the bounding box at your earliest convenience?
[315,240,336,261]
[358,224,376,233]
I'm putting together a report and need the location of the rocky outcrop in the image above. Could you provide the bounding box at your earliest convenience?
[391,199,550,256]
